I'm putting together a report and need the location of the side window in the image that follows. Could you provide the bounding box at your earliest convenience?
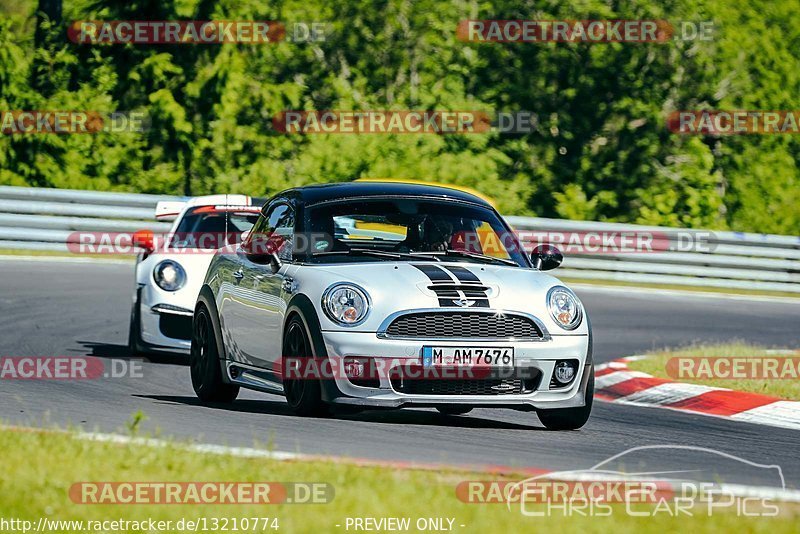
[246,214,269,249]
[247,203,294,261]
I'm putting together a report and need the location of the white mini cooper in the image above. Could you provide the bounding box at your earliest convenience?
[190,182,593,430]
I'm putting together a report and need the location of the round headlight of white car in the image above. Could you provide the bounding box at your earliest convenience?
[322,283,370,326]
[153,260,186,292]
[547,286,582,330]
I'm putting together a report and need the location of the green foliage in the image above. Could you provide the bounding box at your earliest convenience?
[0,0,798,233]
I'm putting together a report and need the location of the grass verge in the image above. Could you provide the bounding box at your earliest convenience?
[0,249,135,261]
[626,343,800,400]
[0,425,798,533]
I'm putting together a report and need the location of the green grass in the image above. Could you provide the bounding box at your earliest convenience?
[627,343,800,400]
[0,425,798,533]
[0,249,135,261]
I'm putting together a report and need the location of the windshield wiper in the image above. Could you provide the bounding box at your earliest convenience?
[410,249,518,266]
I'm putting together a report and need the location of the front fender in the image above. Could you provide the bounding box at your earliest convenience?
[285,293,340,403]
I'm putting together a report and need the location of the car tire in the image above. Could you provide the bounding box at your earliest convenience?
[190,304,239,403]
[282,316,329,417]
[436,406,473,415]
[128,290,146,355]
[537,370,594,430]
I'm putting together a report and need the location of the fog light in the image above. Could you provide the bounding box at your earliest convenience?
[343,357,380,388]
[552,360,577,386]
[344,358,366,378]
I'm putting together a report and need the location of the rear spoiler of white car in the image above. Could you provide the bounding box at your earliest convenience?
[154,200,188,221]
[155,195,261,221]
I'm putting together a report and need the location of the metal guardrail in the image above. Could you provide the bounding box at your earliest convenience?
[506,216,800,293]
[0,186,174,253]
[0,185,798,294]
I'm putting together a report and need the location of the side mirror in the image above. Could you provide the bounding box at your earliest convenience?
[531,244,563,271]
[132,230,155,253]
[242,233,283,274]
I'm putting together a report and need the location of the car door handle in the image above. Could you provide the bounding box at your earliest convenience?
[232,269,244,280]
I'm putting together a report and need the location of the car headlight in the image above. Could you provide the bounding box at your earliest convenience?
[547,286,582,330]
[153,260,186,291]
[322,283,370,326]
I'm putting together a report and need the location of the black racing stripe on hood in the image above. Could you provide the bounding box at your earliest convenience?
[413,263,490,308]
[442,265,481,283]
[412,264,454,283]
[413,263,460,305]
[429,286,460,307]
[444,265,490,307]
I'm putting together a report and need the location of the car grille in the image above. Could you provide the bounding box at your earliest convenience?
[389,367,541,396]
[382,312,543,340]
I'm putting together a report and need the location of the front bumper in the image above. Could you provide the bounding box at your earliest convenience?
[139,283,194,352]
[320,331,591,409]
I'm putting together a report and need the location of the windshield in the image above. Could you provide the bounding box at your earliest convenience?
[302,198,529,267]
[170,207,260,249]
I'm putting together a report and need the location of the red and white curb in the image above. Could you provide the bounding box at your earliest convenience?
[596,356,800,431]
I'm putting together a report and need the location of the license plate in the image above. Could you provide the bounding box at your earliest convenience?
[422,347,514,367]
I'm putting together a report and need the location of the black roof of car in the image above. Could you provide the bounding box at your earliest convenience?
[277,181,492,207]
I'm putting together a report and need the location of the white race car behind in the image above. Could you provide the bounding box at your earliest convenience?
[128,195,262,355]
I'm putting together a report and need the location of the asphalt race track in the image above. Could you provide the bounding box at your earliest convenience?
[1,258,799,488]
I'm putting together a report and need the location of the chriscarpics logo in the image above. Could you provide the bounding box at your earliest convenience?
[457,445,797,517]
